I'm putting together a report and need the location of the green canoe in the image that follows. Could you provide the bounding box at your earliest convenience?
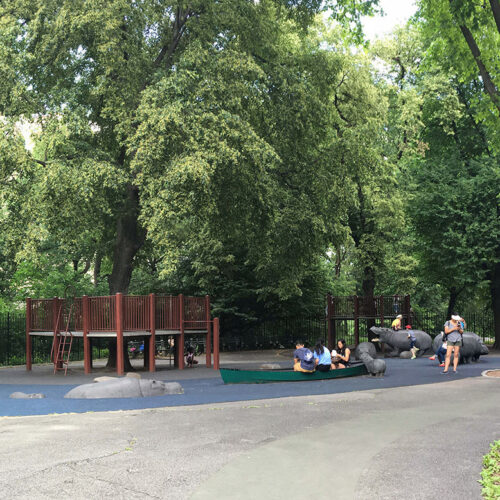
[219,363,368,384]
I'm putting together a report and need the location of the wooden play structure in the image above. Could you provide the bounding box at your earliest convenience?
[26,293,220,375]
[326,294,411,347]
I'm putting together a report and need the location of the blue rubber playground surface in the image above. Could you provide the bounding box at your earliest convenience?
[1,356,499,417]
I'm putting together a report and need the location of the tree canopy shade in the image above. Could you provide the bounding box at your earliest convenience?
[0,0,381,304]
[1,0,499,349]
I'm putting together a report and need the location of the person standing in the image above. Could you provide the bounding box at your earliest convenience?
[406,325,419,359]
[442,313,464,374]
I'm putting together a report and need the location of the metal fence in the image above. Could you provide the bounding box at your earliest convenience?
[0,312,25,366]
[219,309,496,350]
[0,311,108,367]
[1,308,496,366]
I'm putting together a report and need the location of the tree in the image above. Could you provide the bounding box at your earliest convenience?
[0,0,381,297]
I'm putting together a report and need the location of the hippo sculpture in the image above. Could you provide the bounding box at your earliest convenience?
[64,377,183,399]
[354,341,386,376]
[370,326,433,357]
[432,331,488,364]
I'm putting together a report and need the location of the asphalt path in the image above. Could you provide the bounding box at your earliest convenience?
[1,372,499,499]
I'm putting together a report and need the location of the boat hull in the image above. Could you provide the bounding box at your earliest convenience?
[219,363,368,384]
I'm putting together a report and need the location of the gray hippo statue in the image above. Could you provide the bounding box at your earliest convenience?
[354,341,386,376]
[64,377,183,399]
[432,331,488,364]
[370,327,432,357]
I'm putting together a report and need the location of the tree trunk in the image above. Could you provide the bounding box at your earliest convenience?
[93,251,102,287]
[106,341,134,372]
[457,23,500,115]
[489,0,500,34]
[108,185,146,294]
[446,286,460,320]
[106,184,146,370]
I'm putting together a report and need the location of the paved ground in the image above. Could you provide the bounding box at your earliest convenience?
[0,352,499,499]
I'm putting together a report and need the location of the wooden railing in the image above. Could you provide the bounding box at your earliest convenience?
[28,294,209,333]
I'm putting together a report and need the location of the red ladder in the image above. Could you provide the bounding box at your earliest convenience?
[52,303,74,375]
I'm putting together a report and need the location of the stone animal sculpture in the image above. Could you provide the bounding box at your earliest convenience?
[354,341,386,376]
[64,378,183,399]
[370,327,433,357]
[9,392,45,399]
[432,331,488,364]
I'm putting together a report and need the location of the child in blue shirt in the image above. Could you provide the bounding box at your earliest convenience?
[293,340,315,373]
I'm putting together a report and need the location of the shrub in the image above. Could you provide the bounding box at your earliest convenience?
[480,440,500,499]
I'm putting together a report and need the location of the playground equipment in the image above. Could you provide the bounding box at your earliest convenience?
[326,294,411,348]
[26,293,220,375]
[51,300,74,375]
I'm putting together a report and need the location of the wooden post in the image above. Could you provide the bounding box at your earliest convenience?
[213,317,220,370]
[205,295,212,367]
[327,294,333,350]
[26,298,32,371]
[53,297,62,369]
[354,295,359,346]
[116,293,124,375]
[83,295,91,374]
[178,294,185,369]
[148,293,156,372]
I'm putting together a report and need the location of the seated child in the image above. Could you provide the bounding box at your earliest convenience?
[185,345,199,368]
[293,340,315,373]
[391,314,403,330]
[429,334,447,367]
[313,339,332,372]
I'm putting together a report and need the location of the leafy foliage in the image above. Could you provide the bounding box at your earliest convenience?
[480,440,500,500]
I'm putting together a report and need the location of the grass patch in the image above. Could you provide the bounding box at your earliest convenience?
[480,440,500,499]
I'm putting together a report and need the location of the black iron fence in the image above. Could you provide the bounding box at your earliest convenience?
[0,311,109,367]
[0,312,25,366]
[1,308,496,366]
[219,309,495,350]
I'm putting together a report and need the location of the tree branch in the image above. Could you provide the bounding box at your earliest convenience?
[489,0,500,34]
[458,24,500,115]
[140,8,191,92]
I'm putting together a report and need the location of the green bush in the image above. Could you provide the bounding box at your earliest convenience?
[480,440,500,499]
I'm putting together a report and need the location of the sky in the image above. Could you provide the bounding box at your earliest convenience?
[362,0,418,41]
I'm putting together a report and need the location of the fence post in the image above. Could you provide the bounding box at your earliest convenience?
[405,294,411,326]
[354,295,359,346]
[205,295,212,367]
[116,293,124,375]
[26,298,32,371]
[380,295,384,327]
[83,295,91,374]
[178,294,185,369]
[213,317,220,370]
[327,294,333,350]
[149,293,156,372]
